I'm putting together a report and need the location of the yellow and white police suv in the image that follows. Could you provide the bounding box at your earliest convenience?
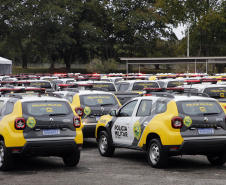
[96,92,226,168]
[54,89,121,138]
[0,91,83,171]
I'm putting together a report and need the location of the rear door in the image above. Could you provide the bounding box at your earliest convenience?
[80,94,119,124]
[176,100,226,140]
[22,100,76,141]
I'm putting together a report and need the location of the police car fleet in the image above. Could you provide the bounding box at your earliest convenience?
[96,90,226,168]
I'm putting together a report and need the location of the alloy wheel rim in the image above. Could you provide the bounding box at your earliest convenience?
[149,143,160,165]
[99,135,108,153]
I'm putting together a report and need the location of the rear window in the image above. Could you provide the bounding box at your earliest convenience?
[167,81,184,87]
[22,101,72,116]
[80,94,118,107]
[176,101,222,116]
[203,87,226,98]
[92,83,116,91]
[132,82,159,90]
[29,81,51,88]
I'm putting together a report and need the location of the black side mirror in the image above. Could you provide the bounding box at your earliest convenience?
[109,110,117,116]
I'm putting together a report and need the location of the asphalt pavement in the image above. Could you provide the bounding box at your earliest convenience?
[1,138,226,185]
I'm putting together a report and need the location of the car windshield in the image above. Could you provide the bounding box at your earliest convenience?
[132,82,159,90]
[176,100,222,116]
[203,87,226,98]
[167,81,184,87]
[29,81,51,88]
[92,83,116,91]
[80,94,118,107]
[22,101,71,116]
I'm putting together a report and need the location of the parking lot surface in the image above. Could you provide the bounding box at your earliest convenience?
[1,138,226,185]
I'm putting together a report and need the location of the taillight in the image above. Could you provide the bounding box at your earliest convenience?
[15,118,26,130]
[75,107,83,116]
[73,116,81,128]
[172,117,183,128]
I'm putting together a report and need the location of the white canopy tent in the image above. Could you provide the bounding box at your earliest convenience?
[0,57,12,74]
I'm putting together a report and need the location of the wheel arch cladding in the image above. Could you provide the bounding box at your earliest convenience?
[145,133,160,151]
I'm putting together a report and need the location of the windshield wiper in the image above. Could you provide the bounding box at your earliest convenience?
[203,113,218,115]
[100,103,114,106]
[49,113,67,116]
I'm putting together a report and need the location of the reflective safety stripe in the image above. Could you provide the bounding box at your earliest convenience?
[184,136,226,140]
[26,137,75,142]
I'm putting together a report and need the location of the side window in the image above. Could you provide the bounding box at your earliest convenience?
[5,102,14,115]
[136,100,152,116]
[156,101,167,114]
[118,83,130,92]
[0,101,4,110]
[0,100,5,116]
[118,100,138,117]
[65,94,73,103]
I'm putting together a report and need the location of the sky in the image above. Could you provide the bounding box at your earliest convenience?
[173,25,186,40]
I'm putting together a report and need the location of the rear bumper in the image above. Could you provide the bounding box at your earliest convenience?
[6,140,82,157]
[164,139,226,156]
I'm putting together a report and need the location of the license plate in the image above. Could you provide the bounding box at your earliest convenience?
[96,116,100,121]
[43,129,60,135]
[198,128,214,135]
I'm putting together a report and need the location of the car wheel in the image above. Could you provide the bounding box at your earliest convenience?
[147,138,168,168]
[207,152,226,165]
[0,140,14,171]
[98,131,115,157]
[63,150,80,167]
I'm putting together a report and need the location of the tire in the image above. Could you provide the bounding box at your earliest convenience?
[0,140,14,171]
[97,131,115,157]
[207,152,226,166]
[63,150,80,167]
[147,138,168,168]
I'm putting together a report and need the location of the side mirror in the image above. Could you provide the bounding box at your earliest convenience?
[109,110,117,116]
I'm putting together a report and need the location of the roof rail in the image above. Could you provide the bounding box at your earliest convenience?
[91,87,109,92]
[143,92,175,98]
[3,93,23,99]
[41,92,62,98]
[62,88,80,93]
[174,92,210,97]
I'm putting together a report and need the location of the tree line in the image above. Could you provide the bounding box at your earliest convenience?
[0,0,225,72]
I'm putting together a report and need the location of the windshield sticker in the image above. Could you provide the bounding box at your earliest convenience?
[137,83,154,86]
[84,106,91,116]
[32,104,62,107]
[133,121,141,140]
[46,107,53,113]
[98,99,103,104]
[93,85,109,88]
[199,107,206,112]
[87,96,110,99]
[31,83,46,86]
[211,90,226,92]
[27,117,36,128]
[183,116,192,127]
[186,103,213,107]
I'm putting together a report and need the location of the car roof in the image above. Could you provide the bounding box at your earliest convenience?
[182,84,226,89]
[132,93,217,102]
[54,90,115,96]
